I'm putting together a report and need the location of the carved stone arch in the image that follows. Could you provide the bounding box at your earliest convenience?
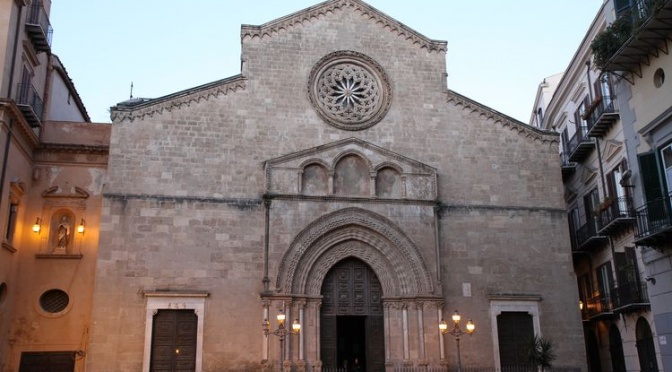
[332,149,373,171]
[304,240,398,296]
[300,158,332,171]
[276,207,434,297]
[374,161,404,173]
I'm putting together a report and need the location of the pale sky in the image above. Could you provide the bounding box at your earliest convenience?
[50,1,603,124]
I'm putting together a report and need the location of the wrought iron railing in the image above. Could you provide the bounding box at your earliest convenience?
[25,1,53,47]
[559,152,574,167]
[635,193,672,240]
[566,126,590,157]
[15,83,43,119]
[392,367,581,372]
[585,96,617,129]
[582,293,613,319]
[612,282,649,309]
[596,196,635,230]
[575,218,600,248]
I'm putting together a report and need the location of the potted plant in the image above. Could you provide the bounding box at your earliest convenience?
[528,334,556,372]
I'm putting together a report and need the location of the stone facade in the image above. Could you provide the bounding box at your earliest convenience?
[88,1,585,371]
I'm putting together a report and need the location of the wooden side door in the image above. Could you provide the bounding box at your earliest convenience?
[150,309,197,372]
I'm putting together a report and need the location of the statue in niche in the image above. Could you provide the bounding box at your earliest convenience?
[55,215,71,251]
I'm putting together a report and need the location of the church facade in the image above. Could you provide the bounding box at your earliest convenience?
[87,1,585,371]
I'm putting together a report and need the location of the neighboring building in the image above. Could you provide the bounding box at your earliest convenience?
[85,1,585,371]
[0,0,109,371]
[529,73,563,129]
[532,1,672,371]
[597,1,672,371]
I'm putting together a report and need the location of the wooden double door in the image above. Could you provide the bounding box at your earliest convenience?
[150,309,198,372]
[320,258,385,372]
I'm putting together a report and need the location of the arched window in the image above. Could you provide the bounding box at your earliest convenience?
[334,155,369,196]
[302,163,328,195]
[376,167,401,198]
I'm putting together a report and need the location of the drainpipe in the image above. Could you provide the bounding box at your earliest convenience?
[0,3,25,212]
[262,195,271,294]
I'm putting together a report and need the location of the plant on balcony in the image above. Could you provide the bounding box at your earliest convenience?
[595,197,614,214]
[527,335,556,372]
[591,15,633,70]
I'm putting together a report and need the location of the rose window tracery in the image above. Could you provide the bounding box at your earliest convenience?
[309,51,391,131]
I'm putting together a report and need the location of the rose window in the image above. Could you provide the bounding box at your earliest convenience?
[309,51,391,131]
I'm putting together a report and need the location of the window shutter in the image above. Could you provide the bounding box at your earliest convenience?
[638,152,664,203]
[614,0,632,17]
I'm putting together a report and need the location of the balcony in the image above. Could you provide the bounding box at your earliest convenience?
[560,152,577,180]
[581,294,614,321]
[25,2,53,53]
[585,96,620,137]
[612,282,650,313]
[634,193,672,246]
[592,0,672,82]
[567,126,595,162]
[596,196,636,235]
[574,218,609,252]
[15,83,43,127]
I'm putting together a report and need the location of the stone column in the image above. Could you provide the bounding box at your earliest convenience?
[402,302,410,361]
[384,301,392,362]
[297,300,306,361]
[262,299,270,361]
[416,301,426,361]
[328,171,334,194]
[370,172,377,196]
[437,303,446,361]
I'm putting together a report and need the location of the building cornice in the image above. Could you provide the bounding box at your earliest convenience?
[446,90,559,146]
[241,0,447,53]
[109,75,246,123]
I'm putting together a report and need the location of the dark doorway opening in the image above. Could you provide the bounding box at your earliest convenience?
[19,351,76,372]
[320,257,385,371]
[337,316,366,370]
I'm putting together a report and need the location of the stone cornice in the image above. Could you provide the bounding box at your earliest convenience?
[241,0,447,53]
[109,75,246,123]
[446,90,559,146]
[36,142,109,155]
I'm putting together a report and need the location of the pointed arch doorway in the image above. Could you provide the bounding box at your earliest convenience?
[320,258,385,372]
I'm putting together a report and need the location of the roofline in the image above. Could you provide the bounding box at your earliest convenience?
[240,0,447,53]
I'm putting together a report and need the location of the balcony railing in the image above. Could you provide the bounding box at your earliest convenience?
[25,1,53,53]
[574,218,608,251]
[612,282,650,312]
[581,293,613,320]
[567,126,595,162]
[559,152,577,180]
[585,96,619,137]
[592,0,672,79]
[596,196,636,235]
[634,193,672,245]
[15,83,43,127]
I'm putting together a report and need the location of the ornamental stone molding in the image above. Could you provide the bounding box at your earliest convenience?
[308,51,391,131]
[265,137,437,200]
[446,90,559,146]
[109,76,246,123]
[275,207,434,297]
[240,0,447,54]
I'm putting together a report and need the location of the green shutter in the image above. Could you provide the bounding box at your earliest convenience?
[638,152,664,203]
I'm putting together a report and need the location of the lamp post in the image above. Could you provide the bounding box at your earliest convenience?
[439,310,475,372]
[263,309,300,372]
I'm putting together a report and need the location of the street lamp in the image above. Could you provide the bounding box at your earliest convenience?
[263,309,300,372]
[439,310,475,372]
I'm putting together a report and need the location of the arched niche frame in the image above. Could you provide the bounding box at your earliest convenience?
[275,207,434,297]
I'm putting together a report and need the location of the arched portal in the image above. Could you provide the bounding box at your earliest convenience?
[270,207,441,369]
[636,317,659,372]
[609,325,626,372]
[320,258,384,372]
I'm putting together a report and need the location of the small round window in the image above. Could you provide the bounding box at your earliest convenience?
[39,289,69,313]
[654,68,665,88]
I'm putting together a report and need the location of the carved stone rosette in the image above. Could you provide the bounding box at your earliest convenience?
[308,51,392,131]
